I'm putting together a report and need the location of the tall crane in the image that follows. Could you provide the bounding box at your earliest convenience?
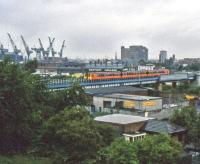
[48,37,56,57]
[58,40,65,58]
[21,35,33,61]
[7,33,21,55]
[31,46,41,60]
[0,42,8,56]
[38,38,48,58]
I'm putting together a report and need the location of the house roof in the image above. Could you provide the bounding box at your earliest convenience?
[94,114,150,125]
[145,120,186,134]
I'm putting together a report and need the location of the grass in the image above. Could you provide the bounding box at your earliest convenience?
[0,155,52,164]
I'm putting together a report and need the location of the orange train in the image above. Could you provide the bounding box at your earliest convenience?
[85,69,170,80]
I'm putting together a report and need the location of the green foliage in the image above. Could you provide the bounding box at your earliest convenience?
[171,106,200,149]
[177,83,190,91]
[95,135,182,164]
[187,86,200,95]
[162,85,173,92]
[96,138,139,164]
[171,106,197,128]
[24,59,38,73]
[0,57,116,162]
[0,57,46,154]
[47,83,89,114]
[185,63,200,71]
[95,124,118,147]
[136,134,182,164]
[0,155,52,164]
[40,107,117,163]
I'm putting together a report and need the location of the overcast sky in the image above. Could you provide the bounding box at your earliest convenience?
[1,0,200,59]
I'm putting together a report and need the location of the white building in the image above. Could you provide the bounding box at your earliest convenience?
[138,64,155,71]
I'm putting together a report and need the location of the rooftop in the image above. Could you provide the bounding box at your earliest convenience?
[95,93,161,101]
[145,120,186,134]
[94,114,150,125]
[85,86,147,95]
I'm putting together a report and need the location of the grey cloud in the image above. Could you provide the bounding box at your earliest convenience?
[1,0,200,59]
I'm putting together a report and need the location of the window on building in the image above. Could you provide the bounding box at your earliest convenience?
[103,101,112,108]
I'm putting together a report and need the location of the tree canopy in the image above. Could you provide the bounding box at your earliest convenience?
[136,134,182,164]
[0,57,46,154]
[96,138,139,164]
[24,59,38,73]
[96,135,182,164]
[40,107,117,164]
[171,106,200,150]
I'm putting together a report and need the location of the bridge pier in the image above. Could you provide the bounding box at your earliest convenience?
[172,82,177,88]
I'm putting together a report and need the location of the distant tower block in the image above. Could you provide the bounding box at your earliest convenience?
[115,52,117,60]
[121,45,148,66]
[172,54,176,61]
[159,50,167,63]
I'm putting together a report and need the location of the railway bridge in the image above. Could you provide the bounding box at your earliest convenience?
[47,73,195,90]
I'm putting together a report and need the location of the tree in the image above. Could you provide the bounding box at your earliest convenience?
[24,59,38,73]
[96,138,139,164]
[170,106,197,128]
[40,107,116,163]
[171,106,200,150]
[0,57,46,154]
[96,135,182,164]
[47,83,89,113]
[95,124,117,147]
[136,134,182,164]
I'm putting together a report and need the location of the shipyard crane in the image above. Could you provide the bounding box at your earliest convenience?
[0,42,8,56]
[7,33,21,54]
[31,46,41,60]
[48,37,56,57]
[38,38,48,58]
[58,40,65,58]
[21,35,33,60]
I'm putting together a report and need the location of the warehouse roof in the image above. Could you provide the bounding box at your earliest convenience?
[145,120,186,134]
[85,86,147,95]
[95,93,161,101]
[94,114,150,125]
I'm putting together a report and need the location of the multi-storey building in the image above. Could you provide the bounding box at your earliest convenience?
[159,50,167,63]
[121,45,148,66]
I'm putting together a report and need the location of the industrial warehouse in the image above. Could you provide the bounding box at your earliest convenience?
[92,93,162,116]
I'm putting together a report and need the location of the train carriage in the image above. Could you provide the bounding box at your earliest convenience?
[85,69,170,80]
